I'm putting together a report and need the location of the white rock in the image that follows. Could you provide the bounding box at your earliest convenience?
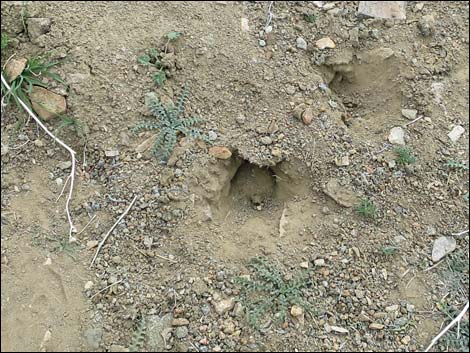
[388,126,406,145]
[84,281,94,290]
[401,109,417,120]
[296,37,307,50]
[432,236,456,262]
[330,326,349,334]
[448,125,465,142]
[314,259,325,266]
[241,18,249,32]
[315,37,336,49]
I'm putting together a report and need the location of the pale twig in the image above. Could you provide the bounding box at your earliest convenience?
[264,1,274,31]
[423,259,445,272]
[90,279,123,299]
[155,253,177,263]
[404,116,424,127]
[424,302,469,352]
[77,214,97,236]
[90,195,138,267]
[8,138,30,150]
[56,175,71,202]
[1,74,78,242]
[451,229,469,236]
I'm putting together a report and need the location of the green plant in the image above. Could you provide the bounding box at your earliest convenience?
[129,318,147,352]
[304,14,317,23]
[21,1,29,33]
[132,85,210,162]
[2,54,64,110]
[55,114,88,141]
[436,301,469,352]
[1,33,9,50]
[446,160,469,170]
[394,146,416,165]
[355,198,378,219]
[235,257,313,329]
[137,31,182,87]
[380,245,399,256]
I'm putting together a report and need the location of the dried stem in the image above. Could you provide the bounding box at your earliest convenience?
[1,74,78,242]
[90,195,138,267]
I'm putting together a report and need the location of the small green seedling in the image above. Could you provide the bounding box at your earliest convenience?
[356,198,378,219]
[394,147,416,165]
[304,14,316,23]
[380,245,399,256]
[137,31,182,87]
[1,33,9,49]
[446,160,469,170]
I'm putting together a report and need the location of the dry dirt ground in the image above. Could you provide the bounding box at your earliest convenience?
[1,1,469,352]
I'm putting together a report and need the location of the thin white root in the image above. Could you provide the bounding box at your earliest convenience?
[424,301,469,352]
[90,195,138,267]
[451,229,469,236]
[1,74,78,242]
[90,279,123,299]
[55,175,71,202]
[77,214,97,236]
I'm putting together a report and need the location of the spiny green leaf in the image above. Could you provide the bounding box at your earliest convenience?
[153,71,166,87]
[166,31,182,41]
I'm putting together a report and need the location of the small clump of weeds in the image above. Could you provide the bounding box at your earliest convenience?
[129,317,147,352]
[137,31,182,87]
[55,114,88,142]
[446,160,469,171]
[1,33,9,49]
[2,54,65,110]
[132,84,211,163]
[436,300,469,352]
[235,257,313,329]
[394,146,416,166]
[355,198,378,219]
[380,245,399,256]
[304,14,316,23]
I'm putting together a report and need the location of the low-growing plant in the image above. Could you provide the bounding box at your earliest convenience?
[380,245,399,256]
[446,160,469,170]
[394,146,416,165]
[235,257,313,329]
[129,317,147,352]
[304,14,316,23]
[137,31,182,87]
[2,54,64,110]
[55,114,88,141]
[1,33,9,50]
[132,84,210,162]
[355,198,378,219]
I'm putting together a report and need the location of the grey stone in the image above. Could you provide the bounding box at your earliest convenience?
[296,37,307,50]
[357,1,406,20]
[27,18,52,39]
[175,326,188,339]
[432,237,456,262]
[418,15,435,37]
[147,314,173,351]
[84,328,103,350]
[388,127,406,145]
[401,109,418,120]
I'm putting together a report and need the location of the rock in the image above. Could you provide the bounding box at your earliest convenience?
[260,136,272,145]
[335,155,350,167]
[109,345,129,352]
[208,131,218,141]
[241,17,249,32]
[57,161,72,170]
[296,37,307,50]
[418,15,435,37]
[323,178,359,208]
[369,323,384,330]
[314,259,325,266]
[105,150,119,157]
[27,18,52,40]
[315,37,336,49]
[209,146,232,159]
[401,335,411,345]
[271,148,282,157]
[223,320,236,334]
[448,125,465,142]
[135,134,157,153]
[415,3,424,11]
[259,39,266,47]
[84,281,94,290]
[426,225,437,236]
[175,326,188,339]
[385,305,399,312]
[172,318,189,326]
[84,328,103,350]
[286,85,296,95]
[291,305,304,317]
[388,127,406,145]
[357,1,406,20]
[147,314,173,351]
[4,58,27,82]
[233,302,244,317]
[213,298,235,315]
[432,236,456,262]
[29,86,66,121]
[401,109,417,121]
[349,28,359,47]
[300,261,309,269]
[330,326,349,334]
[293,104,307,120]
[34,139,45,147]
[301,108,314,125]
[86,240,99,249]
